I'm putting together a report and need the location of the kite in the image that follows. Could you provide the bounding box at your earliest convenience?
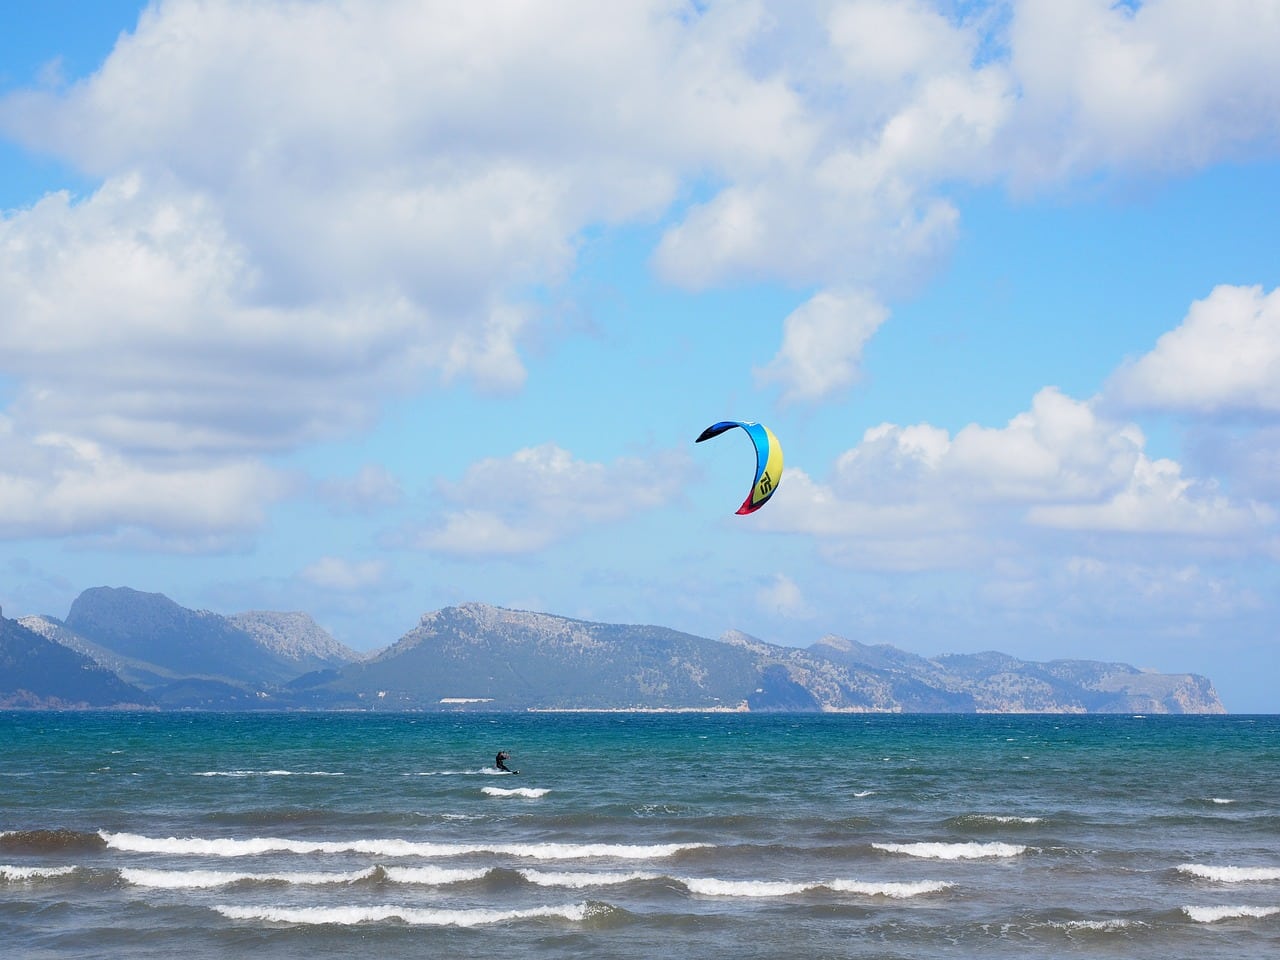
[695,420,783,515]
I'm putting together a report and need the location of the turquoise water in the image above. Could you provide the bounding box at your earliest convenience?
[1,712,1278,958]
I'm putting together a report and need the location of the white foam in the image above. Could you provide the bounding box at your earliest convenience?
[1183,904,1280,923]
[1178,864,1280,883]
[101,831,707,861]
[512,841,706,860]
[1047,918,1144,932]
[382,866,489,885]
[482,787,549,798]
[121,867,375,889]
[1207,798,1236,805]
[852,790,875,798]
[520,869,661,888]
[826,879,952,898]
[684,878,812,897]
[681,877,952,898]
[0,865,75,881]
[873,841,1027,860]
[215,902,594,926]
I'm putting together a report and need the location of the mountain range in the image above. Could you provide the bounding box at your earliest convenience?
[0,586,1226,713]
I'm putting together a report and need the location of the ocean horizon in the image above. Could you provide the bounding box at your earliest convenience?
[2,711,1277,958]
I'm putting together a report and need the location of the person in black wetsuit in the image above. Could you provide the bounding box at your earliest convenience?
[495,750,515,773]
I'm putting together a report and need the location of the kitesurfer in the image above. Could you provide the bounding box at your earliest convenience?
[495,750,516,773]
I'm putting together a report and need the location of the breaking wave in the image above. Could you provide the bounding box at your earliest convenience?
[681,877,951,898]
[1182,905,1280,923]
[100,831,708,861]
[1177,864,1280,883]
[481,786,550,798]
[0,864,77,882]
[873,841,1027,860]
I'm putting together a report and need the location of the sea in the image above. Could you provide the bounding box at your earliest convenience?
[1,711,1277,959]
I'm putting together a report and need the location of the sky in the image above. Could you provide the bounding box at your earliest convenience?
[1,1,1278,711]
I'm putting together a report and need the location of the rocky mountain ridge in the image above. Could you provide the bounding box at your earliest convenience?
[0,590,1227,713]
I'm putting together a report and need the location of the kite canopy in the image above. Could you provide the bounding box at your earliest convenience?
[695,420,783,515]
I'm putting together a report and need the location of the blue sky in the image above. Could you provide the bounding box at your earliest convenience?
[2,1,1278,710]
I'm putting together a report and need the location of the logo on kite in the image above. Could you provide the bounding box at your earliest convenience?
[695,420,783,515]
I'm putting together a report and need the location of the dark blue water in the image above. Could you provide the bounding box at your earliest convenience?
[1,712,1277,958]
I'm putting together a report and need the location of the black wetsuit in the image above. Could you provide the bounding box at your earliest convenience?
[495,752,512,772]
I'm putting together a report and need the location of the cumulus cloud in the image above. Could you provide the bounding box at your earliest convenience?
[413,443,689,556]
[300,556,389,592]
[756,289,888,403]
[1005,0,1280,186]
[1027,456,1271,535]
[757,572,812,619]
[0,427,286,541]
[762,387,1273,571]
[1107,284,1280,416]
[2,0,1279,545]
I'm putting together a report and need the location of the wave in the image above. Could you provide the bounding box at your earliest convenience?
[946,814,1043,829]
[1039,918,1146,933]
[482,787,549,798]
[682,877,950,898]
[0,829,106,853]
[1177,864,1280,883]
[381,866,491,885]
[121,867,378,889]
[114,858,948,901]
[825,879,952,898]
[413,768,510,777]
[683,878,813,897]
[520,869,663,888]
[873,841,1027,860]
[1183,904,1280,923]
[100,831,708,861]
[214,901,600,927]
[0,864,77,882]
[518,869,948,899]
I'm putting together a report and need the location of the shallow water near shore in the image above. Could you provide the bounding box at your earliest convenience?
[1,712,1277,958]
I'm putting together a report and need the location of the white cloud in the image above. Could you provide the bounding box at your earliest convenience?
[1027,455,1272,535]
[1,0,1278,548]
[1107,284,1280,416]
[0,178,444,456]
[300,556,389,592]
[0,429,286,541]
[756,288,888,402]
[1005,0,1280,186]
[826,0,975,84]
[414,443,688,556]
[946,388,1145,502]
[757,572,811,619]
[826,388,1144,505]
[761,387,1272,570]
